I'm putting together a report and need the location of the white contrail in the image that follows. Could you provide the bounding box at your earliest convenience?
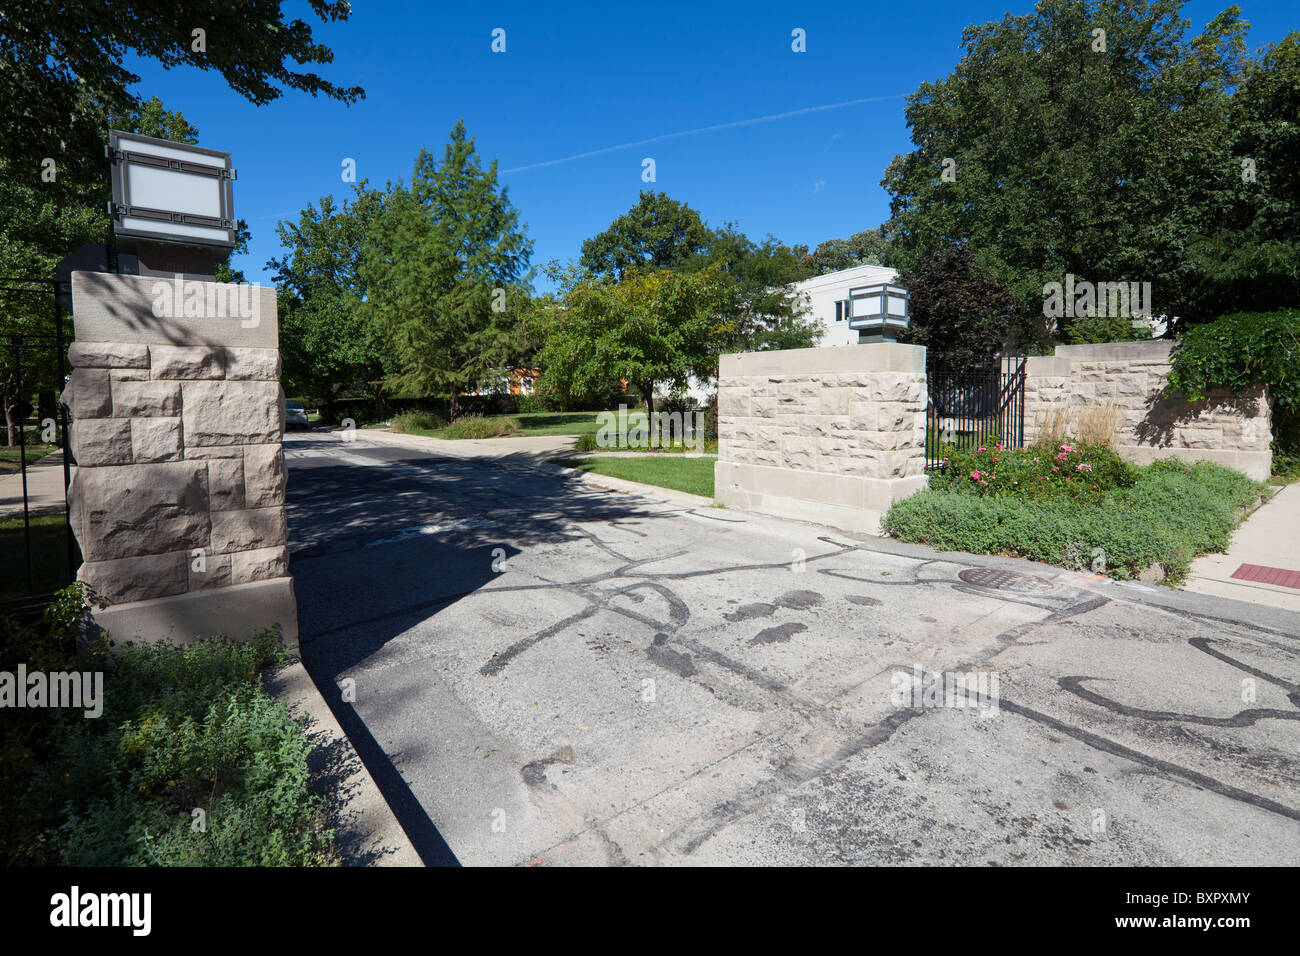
[499,94,906,175]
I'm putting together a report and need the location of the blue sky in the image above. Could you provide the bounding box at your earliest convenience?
[121,0,1298,289]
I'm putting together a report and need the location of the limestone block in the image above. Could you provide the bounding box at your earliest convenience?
[70,271,278,349]
[109,368,150,382]
[130,418,183,463]
[61,367,112,418]
[188,551,233,591]
[223,347,281,381]
[112,380,181,417]
[182,380,281,445]
[1177,427,1223,449]
[68,342,150,369]
[861,430,902,452]
[183,445,245,459]
[211,506,287,553]
[869,374,913,403]
[207,457,246,511]
[242,443,285,508]
[149,345,224,380]
[820,390,850,416]
[231,545,290,585]
[79,550,190,605]
[70,418,132,466]
[70,462,209,561]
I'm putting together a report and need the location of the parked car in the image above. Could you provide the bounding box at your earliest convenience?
[285,401,310,430]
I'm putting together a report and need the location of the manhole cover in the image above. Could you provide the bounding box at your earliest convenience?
[958,567,1056,593]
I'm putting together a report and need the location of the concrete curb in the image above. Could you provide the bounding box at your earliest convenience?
[264,660,422,867]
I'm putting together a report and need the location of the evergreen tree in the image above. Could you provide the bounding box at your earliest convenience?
[361,122,533,419]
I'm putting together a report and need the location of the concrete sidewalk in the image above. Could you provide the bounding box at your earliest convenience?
[1182,482,1300,612]
[0,449,70,516]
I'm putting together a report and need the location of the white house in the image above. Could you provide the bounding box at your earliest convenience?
[680,262,908,407]
[792,262,906,347]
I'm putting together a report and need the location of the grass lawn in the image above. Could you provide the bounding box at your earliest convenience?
[0,444,58,473]
[555,454,715,498]
[512,411,608,437]
[0,512,79,600]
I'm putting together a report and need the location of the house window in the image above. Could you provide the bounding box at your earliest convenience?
[521,377,534,396]
[834,300,844,322]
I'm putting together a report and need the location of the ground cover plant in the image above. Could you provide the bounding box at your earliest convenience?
[885,440,1266,582]
[0,586,335,866]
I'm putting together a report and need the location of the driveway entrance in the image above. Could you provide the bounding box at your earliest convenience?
[286,430,1300,866]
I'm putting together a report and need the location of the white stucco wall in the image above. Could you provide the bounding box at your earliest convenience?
[793,263,901,348]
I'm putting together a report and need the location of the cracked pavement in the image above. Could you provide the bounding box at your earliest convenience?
[285,431,1300,866]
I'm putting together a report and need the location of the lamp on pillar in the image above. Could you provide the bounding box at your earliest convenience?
[104,130,237,282]
[846,281,910,343]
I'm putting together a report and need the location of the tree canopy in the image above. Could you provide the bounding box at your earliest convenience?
[360,121,533,417]
[536,265,730,417]
[269,186,388,411]
[881,0,1296,338]
[806,229,888,275]
[0,0,363,195]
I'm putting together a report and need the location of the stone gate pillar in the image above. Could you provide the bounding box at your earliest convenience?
[60,270,298,646]
[714,343,929,535]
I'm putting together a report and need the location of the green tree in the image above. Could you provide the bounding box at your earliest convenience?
[898,242,1042,366]
[881,0,1254,335]
[1187,31,1300,317]
[537,266,728,418]
[807,229,888,274]
[360,122,533,419]
[579,192,713,279]
[0,0,363,196]
[700,225,821,356]
[578,193,819,363]
[268,186,387,415]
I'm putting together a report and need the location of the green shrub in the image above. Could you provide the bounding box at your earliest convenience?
[1167,309,1300,461]
[573,433,599,452]
[440,415,522,440]
[391,410,447,433]
[884,458,1266,581]
[1,586,334,866]
[515,393,551,414]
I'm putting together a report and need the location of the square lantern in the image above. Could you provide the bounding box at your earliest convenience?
[846,282,910,340]
[106,130,237,248]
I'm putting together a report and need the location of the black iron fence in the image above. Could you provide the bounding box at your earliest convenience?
[925,355,1027,469]
[1,277,76,612]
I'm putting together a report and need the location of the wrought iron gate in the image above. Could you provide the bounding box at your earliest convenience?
[925,355,1027,469]
[1,276,76,615]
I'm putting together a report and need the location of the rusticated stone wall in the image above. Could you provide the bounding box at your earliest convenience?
[62,270,297,646]
[1024,341,1272,480]
[715,344,927,535]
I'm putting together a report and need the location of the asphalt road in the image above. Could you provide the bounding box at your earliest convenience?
[285,430,1300,866]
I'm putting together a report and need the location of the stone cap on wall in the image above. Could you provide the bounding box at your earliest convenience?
[1054,340,1173,361]
[71,271,278,349]
[720,343,925,378]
